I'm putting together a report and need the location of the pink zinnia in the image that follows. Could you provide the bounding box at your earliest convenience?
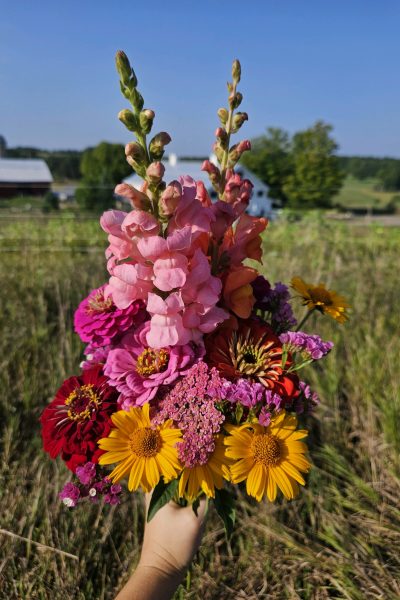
[104,321,203,408]
[74,285,147,348]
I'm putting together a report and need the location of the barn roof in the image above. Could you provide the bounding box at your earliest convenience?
[0,158,53,183]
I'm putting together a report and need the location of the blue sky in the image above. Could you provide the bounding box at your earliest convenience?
[1,0,399,157]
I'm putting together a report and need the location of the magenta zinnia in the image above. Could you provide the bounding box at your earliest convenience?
[74,285,146,347]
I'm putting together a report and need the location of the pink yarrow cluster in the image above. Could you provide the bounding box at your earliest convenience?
[101,177,229,349]
[154,362,225,467]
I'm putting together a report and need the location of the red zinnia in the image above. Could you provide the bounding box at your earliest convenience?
[40,366,118,471]
[204,318,298,400]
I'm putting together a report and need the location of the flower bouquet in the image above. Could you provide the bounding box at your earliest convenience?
[40,52,349,535]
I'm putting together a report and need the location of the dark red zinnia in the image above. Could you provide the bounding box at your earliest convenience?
[204,318,299,400]
[40,366,118,472]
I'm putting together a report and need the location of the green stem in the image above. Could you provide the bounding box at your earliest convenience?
[295,308,316,331]
[219,81,238,196]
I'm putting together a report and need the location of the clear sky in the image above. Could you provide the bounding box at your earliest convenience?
[1,0,399,157]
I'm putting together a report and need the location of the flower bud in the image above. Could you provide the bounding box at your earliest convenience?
[231,112,248,133]
[215,127,228,149]
[213,142,225,163]
[146,161,165,183]
[130,88,144,111]
[149,132,172,160]
[217,108,229,125]
[201,160,221,185]
[115,50,137,87]
[125,142,145,162]
[114,183,151,211]
[139,109,155,134]
[228,140,251,166]
[118,109,139,132]
[159,180,182,216]
[229,92,243,110]
[232,59,241,83]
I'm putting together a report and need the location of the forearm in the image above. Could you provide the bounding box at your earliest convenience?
[115,562,184,600]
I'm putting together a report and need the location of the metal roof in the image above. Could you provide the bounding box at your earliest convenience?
[124,155,272,217]
[0,158,53,183]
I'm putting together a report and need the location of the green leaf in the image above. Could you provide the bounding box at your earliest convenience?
[214,488,236,539]
[147,479,179,522]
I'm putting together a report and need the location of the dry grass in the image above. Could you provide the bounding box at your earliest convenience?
[0,214,399,599]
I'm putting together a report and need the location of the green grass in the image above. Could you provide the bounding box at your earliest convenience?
[333,176,396,209]
[0,214,400,599]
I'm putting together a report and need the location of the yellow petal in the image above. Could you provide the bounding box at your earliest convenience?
[145,457,160,489]
[128,458,145,492]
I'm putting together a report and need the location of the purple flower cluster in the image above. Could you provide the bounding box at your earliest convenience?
[81,344,111,370]
[74,285,146,348]
[280,331,334,360]
[251,276,296,333]
[221,379,283,426]
[222,379,265,407]
[154,362,225,467]
[258,390,284,426]
[58,462,123,508]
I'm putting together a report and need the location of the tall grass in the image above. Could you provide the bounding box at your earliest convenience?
[0,214,399,599]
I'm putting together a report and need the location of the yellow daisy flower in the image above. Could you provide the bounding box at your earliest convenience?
[224,411,311,502]
[98,403,182,492]
[291,276,350,323]
[178,435,231,501]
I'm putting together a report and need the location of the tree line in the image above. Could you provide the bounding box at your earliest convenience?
[242,122,400,208]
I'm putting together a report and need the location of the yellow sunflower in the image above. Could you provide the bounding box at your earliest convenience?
[224,411,311,502]
[98,403,182,492]
[291,276,350,323]
[178,435,231,501]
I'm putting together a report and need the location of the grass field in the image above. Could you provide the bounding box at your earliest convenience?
[0,214,400,599]
[333,176,396,209]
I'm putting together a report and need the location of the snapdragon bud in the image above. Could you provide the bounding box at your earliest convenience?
[232,112,248,133]
[149,132,172,160]
[217,108,229,125]
[232,59,241,83]
[213,141,225,163]
[115,50,137,87]
[159,181,182,216]
[202,160,221,185]
[215,127,228,149]
[139,109,155,134]
[115,183,151,211]
[229,91,243,110]
[227,140,251,166]
[146,161,165,183]
[118,109,139,132]
[125,142,146,172]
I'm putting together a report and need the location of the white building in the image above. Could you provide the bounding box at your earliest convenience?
[0,158,53,198]
[123,154,274,218]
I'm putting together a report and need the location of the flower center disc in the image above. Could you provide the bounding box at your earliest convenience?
[86,292,114,314]
[136,348,169,377]
[251,433,281,466]
[129,427,162,457]
[308,288,332,306]
[65,384,101,421]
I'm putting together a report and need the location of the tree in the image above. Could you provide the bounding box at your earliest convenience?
[75,142,132,211]
[283,121,344,208]
[241,127,292,204]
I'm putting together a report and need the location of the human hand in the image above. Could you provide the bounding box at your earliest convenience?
[115,495,207,600]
